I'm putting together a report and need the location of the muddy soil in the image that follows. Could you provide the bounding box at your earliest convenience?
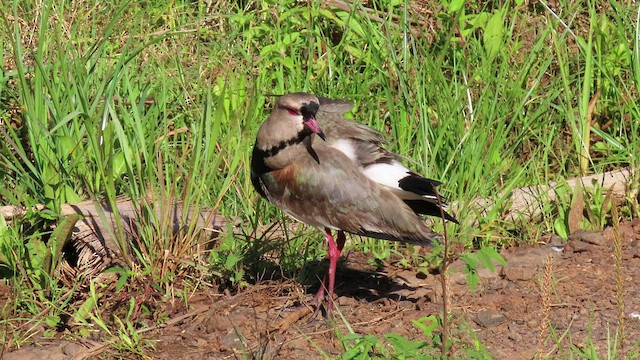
[4,220,640,359]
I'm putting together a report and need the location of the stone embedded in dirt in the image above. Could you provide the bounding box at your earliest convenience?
[507,323,523,342]
[474,309,507,328]
[621,223,639,241]
[603,226,614,243]
[602,225,639,244]
[205,315,233,333]
[391,280,432,301]
[540,233,563,245]
[394,270,431,288]
[449,270,468,285]
[287,336,309,351]
[60,342,83,356]
[221,329,244,350]
[499,246,559,282]
[550,234,564,246]
[3,342,78,360]
[478,267,502,281]
[568,230,606,246]
[502,246,557,266]
[445,259,503,290]
[502,265,536,281]
[630,240,640,258]
[337,295,359,307]
[565,240,593,253]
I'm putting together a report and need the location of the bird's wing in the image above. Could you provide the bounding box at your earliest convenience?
[317,98,386,144]
[258,145,441,245]
[315,98,457,222]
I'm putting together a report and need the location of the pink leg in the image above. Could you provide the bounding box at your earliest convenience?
[312,229,346,316]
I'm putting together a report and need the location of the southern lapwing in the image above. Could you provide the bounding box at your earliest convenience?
[251,92,457,315]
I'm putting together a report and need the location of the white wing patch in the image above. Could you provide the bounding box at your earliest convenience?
[329,139,439,203]
[363,162,438,201]
[362,162,409,189]
[330,139,359,162]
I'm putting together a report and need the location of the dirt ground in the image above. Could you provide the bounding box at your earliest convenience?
[4,219,640,359]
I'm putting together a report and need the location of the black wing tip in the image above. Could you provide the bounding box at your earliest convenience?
[403,200,459,224]
[398,173,443,196]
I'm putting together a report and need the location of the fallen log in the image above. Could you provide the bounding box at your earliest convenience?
[466,168,636,223]
[1,198,227,285]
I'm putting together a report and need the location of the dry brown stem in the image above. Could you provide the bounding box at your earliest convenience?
[611,201,625,355]
[537,254,553,359]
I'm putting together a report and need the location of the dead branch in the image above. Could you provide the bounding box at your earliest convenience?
[484,168,634,222]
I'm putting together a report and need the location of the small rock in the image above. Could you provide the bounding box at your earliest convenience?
[448,270,467,285]
[4,346,67,360]
[394,270,430,287]
[502,266,536,281]
[620,223,638,241]
[392,286,430,300]
[287,336,308,350]
[478,267,501,281]
[221,330,243,350]
[397,300,414,309]
[568,230,606,246]
[474,309,507,328]
[630,240,640,258]
[60,341,83,356]
[603,227,614,242]
[605,223,639,243]
[540,233,564,246]
[502,247,556,268]
[566,240,592,253]
[205,316,232,333]
[579,307,588,315]
[337,296,358,307]
[507,323,523,342]
[158,334,180,344]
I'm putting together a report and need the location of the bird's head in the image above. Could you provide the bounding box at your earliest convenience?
[275,93,326,141]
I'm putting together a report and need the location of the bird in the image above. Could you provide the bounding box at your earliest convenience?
[251,92,457,315]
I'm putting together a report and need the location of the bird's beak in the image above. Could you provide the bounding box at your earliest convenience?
[303,117,326,141]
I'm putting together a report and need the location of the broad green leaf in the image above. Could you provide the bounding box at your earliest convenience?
[448,0,465,13]
[484,10,504,58]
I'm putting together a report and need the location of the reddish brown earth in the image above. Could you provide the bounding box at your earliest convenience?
[4,220,640,359]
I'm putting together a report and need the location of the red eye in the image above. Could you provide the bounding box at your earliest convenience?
[287,108,298,116]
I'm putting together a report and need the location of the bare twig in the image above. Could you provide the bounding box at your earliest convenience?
[537,255,553,359]
[611,199,625,355]
[435,187,450,358]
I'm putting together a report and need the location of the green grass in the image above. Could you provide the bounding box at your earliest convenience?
[1,0,639,358]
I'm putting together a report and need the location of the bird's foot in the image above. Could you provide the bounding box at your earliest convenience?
[308,296,337,322]
[308,293,326,321]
